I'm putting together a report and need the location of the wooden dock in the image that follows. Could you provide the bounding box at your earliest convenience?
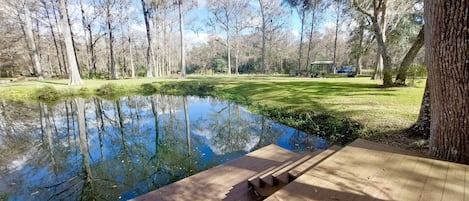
[266,139,469,201]
[130,144,304,201]
[131,139,469,201]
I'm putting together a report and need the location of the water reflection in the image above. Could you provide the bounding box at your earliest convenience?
[0,96,329,200]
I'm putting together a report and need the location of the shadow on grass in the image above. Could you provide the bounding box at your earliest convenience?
[221,80,396,112]
[38,80,68,86]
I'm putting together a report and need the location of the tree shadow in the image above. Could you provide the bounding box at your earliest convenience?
[37,80,68,86]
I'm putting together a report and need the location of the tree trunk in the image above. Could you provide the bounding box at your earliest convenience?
[395,26,425,85]
[22,6,43,80]
[355,18,365,76]
[141,0,153,77]
[372,52,383,80]
[79,0,91,76]
[58,0,83,85]
[226,19,231,75]
[128,36,135,78]
[426,0,468,164]
[52,1,68,75]
[107,16,116,80]
[178,0,186,78]
[371,19,392,86]
[332,0,341,74]
[306,9,317,75]
[297,10,305,76]
[259,0,266,74]
[183,97,191,155]
[411,79,430,138]
[43,0,64,76]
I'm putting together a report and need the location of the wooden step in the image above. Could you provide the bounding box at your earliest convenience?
[288,146,342,179]
[272,150,324,184]
[247,166,277,188]
[259,160,295,186]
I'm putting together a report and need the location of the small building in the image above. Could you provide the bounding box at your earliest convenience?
[309,61,334,77]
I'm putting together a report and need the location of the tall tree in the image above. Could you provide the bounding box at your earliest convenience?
[332,0,342,74]
[394,26,424,85]
[57,0,83,85]
[285,0,309,76]
[353,0,421,86]
[103,0,119,80]
[20,1,43,80]
[177,0,186,78]
[258,0,267,74]
[305,0,324,73]
[425,0,468,164]
[141,0,154,77]
[208,0,237,75]
[353,0,393,86]
[41,0,65,76]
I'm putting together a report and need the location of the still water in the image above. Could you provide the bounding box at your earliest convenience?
[0,95,329,200]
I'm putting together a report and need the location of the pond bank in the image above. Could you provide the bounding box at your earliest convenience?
[0,76,426,146]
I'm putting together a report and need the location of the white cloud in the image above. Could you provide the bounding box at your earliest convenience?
[324,21,336,30]
[131,23,146,34]
[185,31,210,48]
[197,0,207,7]
[290,30,299,38]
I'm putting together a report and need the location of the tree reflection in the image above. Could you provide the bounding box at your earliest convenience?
[193,103,260,155]
[0,95,327,200]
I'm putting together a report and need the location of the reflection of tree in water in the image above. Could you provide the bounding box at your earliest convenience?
[193,103,262,155]
[0,96,324,200]
[288,130,320,152]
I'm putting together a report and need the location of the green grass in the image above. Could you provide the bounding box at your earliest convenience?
[0,75,425,135]
[203,75,425,132]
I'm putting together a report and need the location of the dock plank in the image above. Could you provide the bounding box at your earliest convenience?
[272,153,316,184]
[418,159,449,201]
[288,146,341,179]
[130,144,299,201]
[265,139,468,201]
[466,165,469,201]
[442,162,465,201]
[395,157,433,201]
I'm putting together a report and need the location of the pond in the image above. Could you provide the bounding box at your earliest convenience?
[0,95,329,200]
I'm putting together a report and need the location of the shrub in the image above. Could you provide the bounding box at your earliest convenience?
[141,83,158,95]
[96,83,117,98]
[160,81,215,96]
[256,105,364,145]
[36,86,60,102]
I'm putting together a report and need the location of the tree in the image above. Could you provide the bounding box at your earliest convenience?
[177,0,186,78]
[102,0,121,80]
[394,26,424,85]
[258,0,267,74]
[57,0,82,85]
[208,0,237,75]
[285,0,309,76]
[141,0,154,77]
[425,0,468,164]
[20,1,43,80]
[353,0,393,86]
[332,0,342,74]
[305,0,325,73]
[257,0,287,74]
[353,0,420,86]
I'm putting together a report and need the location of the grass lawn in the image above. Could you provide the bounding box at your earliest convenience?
[0,75,425,138]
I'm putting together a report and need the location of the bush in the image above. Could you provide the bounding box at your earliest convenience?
[160,81,215,96]
[256,105,364,145]
[140,83,158,95]
[96,83,117,98]
[36,86,60,102]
